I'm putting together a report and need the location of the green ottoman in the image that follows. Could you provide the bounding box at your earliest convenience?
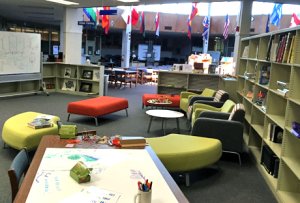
[2,112,60,150]
[147,133,222,186]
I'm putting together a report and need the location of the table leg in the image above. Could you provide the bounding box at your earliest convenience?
[176,118,180,133]
[147,116,153,133]
[162,118,165,135]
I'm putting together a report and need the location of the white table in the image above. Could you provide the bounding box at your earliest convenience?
[146,109,184,135]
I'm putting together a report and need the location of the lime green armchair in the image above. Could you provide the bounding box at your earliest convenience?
[191,99,235,127]
[180,88,216,113]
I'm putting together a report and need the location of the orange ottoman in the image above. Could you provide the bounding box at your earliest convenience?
[142,94,180,108]
[67,96,128,126]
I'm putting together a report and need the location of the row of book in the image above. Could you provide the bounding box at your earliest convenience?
[266,32,296,63]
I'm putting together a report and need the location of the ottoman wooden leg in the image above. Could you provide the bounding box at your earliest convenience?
[67,114,70,121]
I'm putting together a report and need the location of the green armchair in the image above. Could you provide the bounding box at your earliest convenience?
[180,88,216,113]
[191,99,235,127]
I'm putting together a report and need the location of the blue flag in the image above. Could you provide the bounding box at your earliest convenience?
[266,14,270,33]
[270,3,282,26]
[202,16,209,40]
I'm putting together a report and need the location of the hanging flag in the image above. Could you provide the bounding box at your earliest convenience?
[289,13,300,28]
[223,14,230,40]
[202,16,209,40]
[121,7,131,24]
[187,3,198,39]
[187,16,192,39]
[83,8,97,23]
[270,3,282,26]
[131,8,139,26]
[155,12,160,37]
[266,14,270,33]
[140,11,145,37]
[190,3,198,21]
[101,6,110,35]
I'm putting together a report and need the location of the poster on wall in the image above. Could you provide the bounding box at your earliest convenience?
[138,44,161,61]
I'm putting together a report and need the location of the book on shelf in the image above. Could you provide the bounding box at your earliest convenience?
[242,46,249,58]
[282,32,293,63]
[288,35,296,64]
[119,136,146,148]
[265,36,273,61]
[259,65,270,85]
[269,41,279,62]
[276,34,286,63]
[268,123,283,143]
[28,118,53,129]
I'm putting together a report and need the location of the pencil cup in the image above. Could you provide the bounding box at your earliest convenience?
[134,190,152,203]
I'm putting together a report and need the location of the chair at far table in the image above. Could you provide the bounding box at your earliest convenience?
[8,148,30,203]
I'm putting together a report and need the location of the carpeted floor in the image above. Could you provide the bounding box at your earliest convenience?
[0,84,277,203]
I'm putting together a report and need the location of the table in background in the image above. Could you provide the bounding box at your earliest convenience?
[14,135,188,203]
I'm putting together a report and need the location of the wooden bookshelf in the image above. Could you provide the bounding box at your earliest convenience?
[237,27,300,203]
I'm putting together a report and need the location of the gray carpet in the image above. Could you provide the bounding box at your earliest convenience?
[0,84,277,203]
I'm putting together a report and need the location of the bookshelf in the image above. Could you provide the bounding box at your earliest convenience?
[157,71,220,94]
[43,63,105,96]
[237,27,300,203]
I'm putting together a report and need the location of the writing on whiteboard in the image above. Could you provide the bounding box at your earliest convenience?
[0,31,41,75]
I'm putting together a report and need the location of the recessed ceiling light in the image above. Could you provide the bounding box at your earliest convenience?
[116,0,140,2]
[46,0,79,5]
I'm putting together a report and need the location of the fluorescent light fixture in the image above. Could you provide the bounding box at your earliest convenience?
[117,0,139,3]
[46,0,79,5]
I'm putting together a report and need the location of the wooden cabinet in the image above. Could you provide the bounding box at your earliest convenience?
[157,71,220,94]
[237,27,300,203]
[43,63,104,96]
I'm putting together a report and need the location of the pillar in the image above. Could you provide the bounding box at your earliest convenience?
[63,8,83,64]
[121,21,131,68]
[233,0,253,74]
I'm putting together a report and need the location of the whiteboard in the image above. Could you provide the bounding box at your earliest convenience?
[138,44,161,61]
[0,31,41,75]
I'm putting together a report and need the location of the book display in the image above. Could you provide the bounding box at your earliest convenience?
[43,63,104,96]
[236,27,300,203]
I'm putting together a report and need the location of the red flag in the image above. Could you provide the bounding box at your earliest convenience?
[190,3,198,21]
[101,6,110,34]
[131,8,139,26]
[289,13,300,28]
[187,3,197,39]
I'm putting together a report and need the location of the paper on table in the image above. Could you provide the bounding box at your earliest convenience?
[25,148,179,203]
[59,186,121,203]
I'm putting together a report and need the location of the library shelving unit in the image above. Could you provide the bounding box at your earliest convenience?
[236,26,300,203]
[43,63,105,96]
[0,77,41,98]
[157,71,220,94]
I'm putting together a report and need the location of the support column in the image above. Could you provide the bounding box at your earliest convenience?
[63,8,83,64]
[121,23,131,68]
[59,21,64,53]
[203,3,211,54]
[233,0,253,74]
